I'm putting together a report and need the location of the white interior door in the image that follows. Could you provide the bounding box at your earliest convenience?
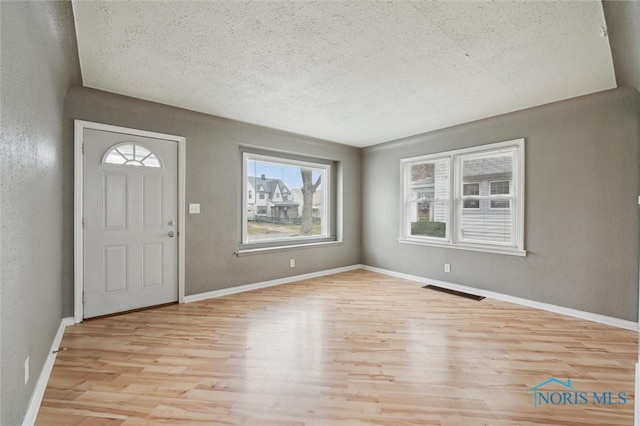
[83,128,178,318]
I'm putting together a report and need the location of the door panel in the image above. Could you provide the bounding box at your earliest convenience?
[104,245,128,294]
[83,128,178,318]
[142,176,163,229]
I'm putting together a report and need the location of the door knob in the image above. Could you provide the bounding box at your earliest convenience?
[168,231,175,238]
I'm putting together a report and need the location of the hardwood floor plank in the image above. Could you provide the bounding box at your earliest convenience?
[36,270,637,425]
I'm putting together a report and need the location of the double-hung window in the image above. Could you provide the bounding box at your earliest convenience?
[400,138,525,255]
[240,150,336,251]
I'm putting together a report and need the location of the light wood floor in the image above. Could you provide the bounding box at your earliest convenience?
[37,270,637,425]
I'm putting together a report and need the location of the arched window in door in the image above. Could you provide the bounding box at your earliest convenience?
[102,143,162,168]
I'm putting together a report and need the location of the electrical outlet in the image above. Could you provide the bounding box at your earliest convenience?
[290,259,295,268]
[188,203,200,214]
[444,263,451,273]
[24,357,29,385]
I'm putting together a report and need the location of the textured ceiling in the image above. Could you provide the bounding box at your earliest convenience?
[72,1,616,147]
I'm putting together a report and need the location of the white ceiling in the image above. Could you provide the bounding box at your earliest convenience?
[72,1,616,148]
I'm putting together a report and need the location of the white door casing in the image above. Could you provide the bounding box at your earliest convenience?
[75,121,185,321]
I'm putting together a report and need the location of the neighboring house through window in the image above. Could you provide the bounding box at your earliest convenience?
[490,180,510,209]
[241,151,336,249]
[463,183,480,209]
[400,138,525,255]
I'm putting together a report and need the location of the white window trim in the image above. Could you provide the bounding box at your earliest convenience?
[399,138,525,256]
[241,151,332,247]
[401,155,451,243]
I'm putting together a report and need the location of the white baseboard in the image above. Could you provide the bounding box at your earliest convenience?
[184,264,363,303]
[22,317,74,426]
[18,268,638,425]
[361,265,639,331]
[185,263,637,331]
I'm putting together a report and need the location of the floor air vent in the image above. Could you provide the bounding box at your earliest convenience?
[423,285,485,301]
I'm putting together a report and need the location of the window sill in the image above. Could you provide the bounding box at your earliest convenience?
[398,238,526,257]
[236,239,342,256]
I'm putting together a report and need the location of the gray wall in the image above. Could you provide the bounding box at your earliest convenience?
[362,87,640,322]
[603,0,640,93]
[0,1,81,424]
[63,87,361,312]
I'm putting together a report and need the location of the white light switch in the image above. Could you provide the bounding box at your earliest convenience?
[189,203,200,214]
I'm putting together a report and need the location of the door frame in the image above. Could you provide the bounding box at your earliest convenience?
[74,120,186,323]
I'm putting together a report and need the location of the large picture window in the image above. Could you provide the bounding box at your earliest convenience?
[400,139,525,255]
[241,151,334,248]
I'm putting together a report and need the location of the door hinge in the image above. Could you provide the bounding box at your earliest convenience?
[82,143,84,154]
[82,292,84,304]
[82,217,85,228]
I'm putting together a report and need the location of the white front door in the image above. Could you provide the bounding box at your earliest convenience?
[83,128,178,318]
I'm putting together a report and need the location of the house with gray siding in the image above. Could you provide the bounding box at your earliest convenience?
[247,176,299,222]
